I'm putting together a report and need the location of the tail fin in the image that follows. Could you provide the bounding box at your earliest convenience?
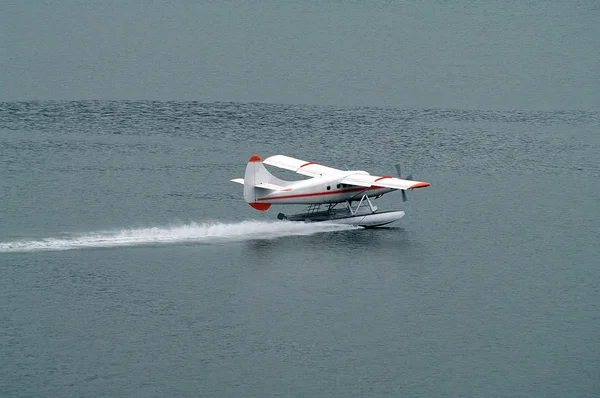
[243,156,289,211]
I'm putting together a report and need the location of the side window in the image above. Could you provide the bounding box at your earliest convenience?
[327,186,331,190]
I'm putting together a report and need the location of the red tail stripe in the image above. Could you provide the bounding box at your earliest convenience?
[249,203,271,210]
[256,186,390,201]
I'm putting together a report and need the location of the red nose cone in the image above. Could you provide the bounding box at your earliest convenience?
[248,156,261,162]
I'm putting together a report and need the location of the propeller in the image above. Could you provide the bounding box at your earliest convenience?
[394,164,412,202]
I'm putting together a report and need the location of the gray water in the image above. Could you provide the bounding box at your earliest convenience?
[2,0,600,396]
[1,101,599,397]
[3,1,599,110]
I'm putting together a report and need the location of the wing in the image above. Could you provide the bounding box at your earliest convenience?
[262,155,343,178]
[341,174,430,190]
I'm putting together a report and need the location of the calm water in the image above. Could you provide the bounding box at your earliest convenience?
[4,1,599,110]
[1,101,599,396]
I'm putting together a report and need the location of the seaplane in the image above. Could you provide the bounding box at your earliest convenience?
[231,155,430,228]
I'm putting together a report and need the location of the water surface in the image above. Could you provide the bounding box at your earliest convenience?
[1,101,599,396]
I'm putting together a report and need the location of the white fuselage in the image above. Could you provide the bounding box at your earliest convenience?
[255,172,395,205]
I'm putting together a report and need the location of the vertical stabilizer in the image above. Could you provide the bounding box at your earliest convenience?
[244,156,266,209]
[243,156,292,210]
[244,156,289,211]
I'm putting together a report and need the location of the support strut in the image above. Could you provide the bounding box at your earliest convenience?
[346,194,377,216]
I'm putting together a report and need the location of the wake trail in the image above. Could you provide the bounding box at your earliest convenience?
[0,220,360,253]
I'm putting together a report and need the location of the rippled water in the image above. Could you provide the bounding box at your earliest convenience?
[1,101,599,396]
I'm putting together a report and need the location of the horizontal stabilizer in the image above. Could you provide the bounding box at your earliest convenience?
[254,182,286,191]
[229,178,286,191]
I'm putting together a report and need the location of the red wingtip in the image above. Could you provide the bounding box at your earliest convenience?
[249,203,271,211]
[248,156,261,162]
[409,182,430,189]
